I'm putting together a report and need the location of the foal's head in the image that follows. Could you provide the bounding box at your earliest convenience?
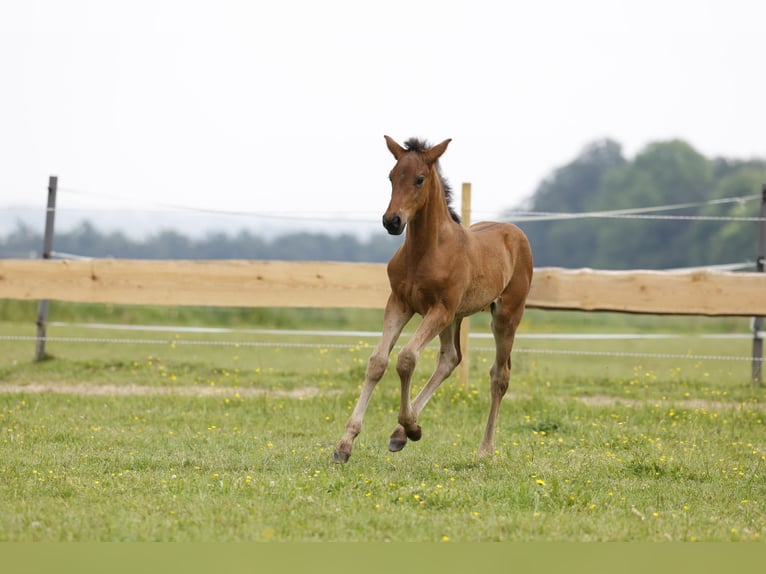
[382,136,459,235]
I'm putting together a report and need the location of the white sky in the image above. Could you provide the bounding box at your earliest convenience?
[1,0,764,231]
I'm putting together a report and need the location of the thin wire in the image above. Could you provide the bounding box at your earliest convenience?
[50,251,93,260]
[56,187,384,222]
[41,207,764,223]
[51,186,764,224]
[506,194,762,222]
[500,347,764,363]
[511,213,766,223]
[1,335,761,362]
[0,335,352,350]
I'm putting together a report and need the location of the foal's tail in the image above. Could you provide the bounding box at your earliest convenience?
[453,318,464,365]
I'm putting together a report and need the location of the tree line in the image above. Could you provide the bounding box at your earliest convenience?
[510,139,766,269]
[0,221,402,262]
[2,138,765,268]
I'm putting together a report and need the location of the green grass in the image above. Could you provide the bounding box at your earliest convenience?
[1,311,765,541]
[1,377,764,542]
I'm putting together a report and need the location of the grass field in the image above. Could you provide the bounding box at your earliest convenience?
[1,305,765,541]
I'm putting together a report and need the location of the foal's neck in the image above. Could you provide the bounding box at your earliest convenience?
[404,178,460,253]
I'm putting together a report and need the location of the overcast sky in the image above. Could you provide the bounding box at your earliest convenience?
[1,0,764,233]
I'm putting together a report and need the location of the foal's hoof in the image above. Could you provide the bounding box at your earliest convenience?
[388,427,408,452]
[405,424,422,442]
[388,436,407,452]
[332,449,350,464]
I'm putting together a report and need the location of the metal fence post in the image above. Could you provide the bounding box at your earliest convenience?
[34,176,58,362]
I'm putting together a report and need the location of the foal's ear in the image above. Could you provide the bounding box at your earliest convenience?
[424,138,452,165]
[384,135,406,160]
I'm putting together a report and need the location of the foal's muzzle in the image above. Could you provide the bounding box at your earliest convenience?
[382,214,405,235]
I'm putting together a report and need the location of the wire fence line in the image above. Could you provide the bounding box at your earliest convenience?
[41,186,764,224]
[1,334,761,363]
[505,194,762,222]
[53,187,429,223]
[508,212,765,223]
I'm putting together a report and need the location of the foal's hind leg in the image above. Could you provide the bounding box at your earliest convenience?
[389,318,462,452]
[477,295,526,459]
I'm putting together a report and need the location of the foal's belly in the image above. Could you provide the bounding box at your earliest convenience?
[456,279,505,316]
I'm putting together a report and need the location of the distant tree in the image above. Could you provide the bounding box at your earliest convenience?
[523,138,626,212]
[593,140,714,268]
[511,138,765,269]
[0,220,406,262]
[685,166,764,268]
[513,138,626,267]
[0,221,40,258]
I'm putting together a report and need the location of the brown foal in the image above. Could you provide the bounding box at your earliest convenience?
[333,136,533,463]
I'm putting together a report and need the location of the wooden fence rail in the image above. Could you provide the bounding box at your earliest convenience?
[2,259,766,316]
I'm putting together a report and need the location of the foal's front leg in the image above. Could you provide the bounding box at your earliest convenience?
[388,307,453,452]
[389,319,461,452]
[333,298,412,463]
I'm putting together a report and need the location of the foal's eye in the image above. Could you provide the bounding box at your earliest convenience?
[414,175,425,187]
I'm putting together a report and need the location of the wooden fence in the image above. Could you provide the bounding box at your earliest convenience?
[3,177,764,381]
[2,258,766,316]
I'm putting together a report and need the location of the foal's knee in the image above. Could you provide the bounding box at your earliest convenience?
[444,346,460,371]
[396,348,417,378]
[367,354,388,381]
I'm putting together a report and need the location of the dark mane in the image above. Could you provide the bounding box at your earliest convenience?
[404,137,461,224]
